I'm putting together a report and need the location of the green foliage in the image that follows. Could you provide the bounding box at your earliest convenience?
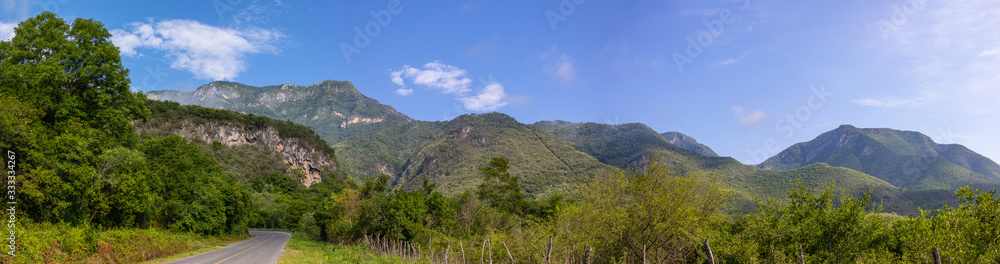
[558,159,730,263]
[139,135,253,235]
[0,11,149,147]
[476,156,525,215]
[721,183,893,263]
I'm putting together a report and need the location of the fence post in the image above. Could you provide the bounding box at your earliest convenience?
[643,244,647,264]
[798,243,804,264]
[461,240,466,264]
[546,236,552,264]
[584,244,592,264]
[502,241,514,264]
[703,239,715,264]
[480,239,486,264]
[932,247,941,264]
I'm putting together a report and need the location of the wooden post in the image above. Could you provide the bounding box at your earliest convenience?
[480,239,487,264]
[461,240,466,264]
[643,244,647,264]
[502,241,514,264]
[546,236,552,264]
[932,247,941,264]
[445,240,451,264]
[584,244,592,264]
[798,243,804,264]
[703,239,715,264]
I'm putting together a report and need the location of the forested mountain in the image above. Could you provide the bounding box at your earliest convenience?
[147,80,413,144]
[661,131,720,157]
[759,125,1000,190]
[395,113,615,197]
[529,121,954,214]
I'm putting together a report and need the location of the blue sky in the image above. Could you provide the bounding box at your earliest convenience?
[2,0,998,164]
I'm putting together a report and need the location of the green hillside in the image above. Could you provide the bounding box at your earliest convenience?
[661,131,720,157]
[531,120,704,168]
[758,125,1000,190]
[396,113,616,197]
[531,121,954,215]
[333,121,445,180]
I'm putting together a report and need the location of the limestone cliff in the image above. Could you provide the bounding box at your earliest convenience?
[135,117,338,187]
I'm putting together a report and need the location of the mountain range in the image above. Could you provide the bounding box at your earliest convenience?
[147,80,1000,215]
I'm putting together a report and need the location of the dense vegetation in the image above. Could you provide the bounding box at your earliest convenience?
[4,12,999,263]
[0,12,349,262]
[394,113,615,197]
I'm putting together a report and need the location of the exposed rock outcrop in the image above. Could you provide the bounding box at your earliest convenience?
[137,120,336,187]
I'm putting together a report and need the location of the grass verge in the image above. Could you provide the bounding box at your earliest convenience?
[279,232,414,264]
[0,220,247,264]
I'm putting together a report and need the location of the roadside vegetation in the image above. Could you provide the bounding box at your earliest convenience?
[3,11,998,264]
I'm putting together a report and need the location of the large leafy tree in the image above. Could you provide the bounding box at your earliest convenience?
[0,12,149,225]
[476,156,524,215]
[0,11,149,145]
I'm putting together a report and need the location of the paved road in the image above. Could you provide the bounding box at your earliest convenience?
[166,231,291,264]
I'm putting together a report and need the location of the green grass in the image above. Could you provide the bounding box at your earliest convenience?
[279,232,414,264]
[3,221,247,264]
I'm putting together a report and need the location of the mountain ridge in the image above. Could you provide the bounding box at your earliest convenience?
[758,124,1000,190]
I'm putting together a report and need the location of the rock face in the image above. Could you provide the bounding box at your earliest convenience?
[143,120,336,187]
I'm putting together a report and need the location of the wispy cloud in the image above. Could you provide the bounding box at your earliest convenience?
[718,58,737,65]
[732,105,767,127]
[852,96,923,108]
[869,0,1000,114]
[539,47,577,84]
[110,20,285,81]
[0,21,14,41]
[390,61,509,111]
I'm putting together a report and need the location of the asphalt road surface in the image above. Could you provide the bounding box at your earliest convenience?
[166,231,291,264]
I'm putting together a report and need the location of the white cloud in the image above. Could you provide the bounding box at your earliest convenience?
[540,47,577,84]
[732,106,767,127]
[390,61,509,111]
[460,82,508,111]
[110,20,285,81]
[718,58,737,65]
[394,88,413,96]
[390,61,473,95]
[0,21,14,41]
[978,49,1000,57]
[852,97,920,108]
